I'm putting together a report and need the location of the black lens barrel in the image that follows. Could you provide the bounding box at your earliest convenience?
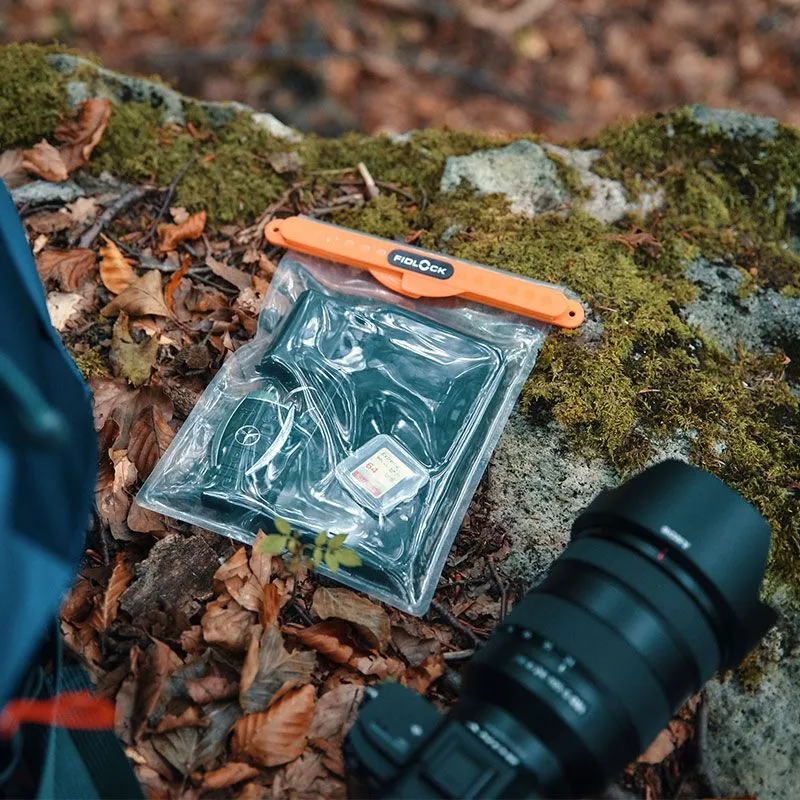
[459,460,775,797]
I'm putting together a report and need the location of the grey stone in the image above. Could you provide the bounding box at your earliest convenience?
[441,140,568,216]
[688,105,779,142]
[48,53,301,139]
[683,258,800,360]
[11,180,85,206]
[544,144,663,224]
[485,413,617,582]
[704,595,800,800]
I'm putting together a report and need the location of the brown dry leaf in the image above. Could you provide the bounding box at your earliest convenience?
[127,501,168,535]
[158,210,207,252]
[186,672,239,704]
[99,235,137,294]
[201,595,254,651]
[115,671,139,745]
[250,530,273,588]
[237,782,267,800]
[96,448,137,527]
[261,584,281,628]
[215,547,251,584]
[127,404,175,480]
[312,587,391,652]
[202,762,260,791]
[282,749,328,792]
[391,625,441,666]
[310,737,345,778]
[102,269,172,319]
[90,553,133,632]
[66,197,99,224]
[349,653,405,679]
[151,727,202,775]
[308,684,364,741]
[155,706,208,734]
[55,98,112,172]
[110,311,159,387]
[61,577,96,627]
[0,149,26,188]
[638,728,675,764]
[400,654,446,694]
[164,261,189,314]
[139,640,183,734]
[26,210,73,235]
[289,620,358,666]
[241,624,317,714]
[21,140,68,182]
[206,255,252,290]
[180,625,204,655]
[36,249,96,291]
[232,684,316,768]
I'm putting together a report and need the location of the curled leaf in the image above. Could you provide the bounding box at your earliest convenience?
[158,210,207,252]
[89,553,133,632]
[55,98,112,172]
[110,311,159,387]
[0,149,25,188]
[21,140,68,182]
[312,587,390,652]
[100,235,137,294]
[37,248,96,291]
[127,403,175,478]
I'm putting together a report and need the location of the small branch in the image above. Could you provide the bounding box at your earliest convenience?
[357,162,380,200]
[487,555,508,620]
[75,185,154,248]
[443,648,474,662]
[429,600,482,647]
[141,156,198,245]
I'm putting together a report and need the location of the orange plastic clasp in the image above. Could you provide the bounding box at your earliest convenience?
[265,216,584,328]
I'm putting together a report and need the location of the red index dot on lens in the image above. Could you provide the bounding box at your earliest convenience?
[657,549,667,561]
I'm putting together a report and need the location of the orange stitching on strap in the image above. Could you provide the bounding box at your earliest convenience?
[0,691,115,738]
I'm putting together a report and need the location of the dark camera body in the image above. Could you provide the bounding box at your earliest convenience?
[344,461,775,799]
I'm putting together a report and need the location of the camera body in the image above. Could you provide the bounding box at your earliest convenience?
[345,461,775,799]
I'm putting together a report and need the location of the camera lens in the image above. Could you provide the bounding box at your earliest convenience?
[455,460,775,798]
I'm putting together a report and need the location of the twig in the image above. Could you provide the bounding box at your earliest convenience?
[487,555,508,620]
[443,648,475,662]
[357,162,380,200]
[75,185,154,248]
[429,600,482,647]
[141,156,198,245]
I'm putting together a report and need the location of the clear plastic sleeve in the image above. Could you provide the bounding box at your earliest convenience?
[137,252,548,614]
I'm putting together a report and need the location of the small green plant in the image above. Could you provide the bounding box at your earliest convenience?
[259,517,363,574]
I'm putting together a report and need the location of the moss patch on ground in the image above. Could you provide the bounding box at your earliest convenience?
[1,46,797,594]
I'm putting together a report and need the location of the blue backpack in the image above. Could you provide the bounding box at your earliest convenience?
[0,180,141,798]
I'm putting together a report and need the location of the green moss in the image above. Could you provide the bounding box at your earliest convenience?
[71,347,110,379]
[592,108,800,293]
[0,44,69,147]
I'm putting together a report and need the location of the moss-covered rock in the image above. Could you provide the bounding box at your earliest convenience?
[3,45,799,797]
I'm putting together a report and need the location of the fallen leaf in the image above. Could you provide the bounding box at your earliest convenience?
[127,404,175,479]
[158,210,207,252]
[349,653,405,679]
[214,547,262,612]
[164,261,189,314]
[261,584,281,628]
[55,98,112,172]
[179,625,204,655]
[638,727,675,764]
[215,547,251,585]
[194,702,241,769]
[240,625,317,714]
[151,726,201,775]
[61,577,96,627]
[138,640,183,735]
[289,620,358,666]
[310,737,345,778]
[206,255,252,290]
[102,269,172,318]
[0,149,25,188]
[202,762,260,791]
[400,654,445,694]
[46,291,84,330]
[237,782,267,800]
[127,501,168,535]
[115,671,138,745]
[282,749,327,792]
[21,140,68,182]
[249,531,273,588]
[90,553,133,632]
[37,248,96,291]
[155,706,208,733]
[312,587,391,652]
[100,235,137,294]
[26,210,73,234]
[391,625,441,666]
[110,311,159,387]
[201,595,254,651]
[169,207,190,224]
[308,684,364,741]
[232,684,316,768]
[186,672,239,704]
[66,197,99,224]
